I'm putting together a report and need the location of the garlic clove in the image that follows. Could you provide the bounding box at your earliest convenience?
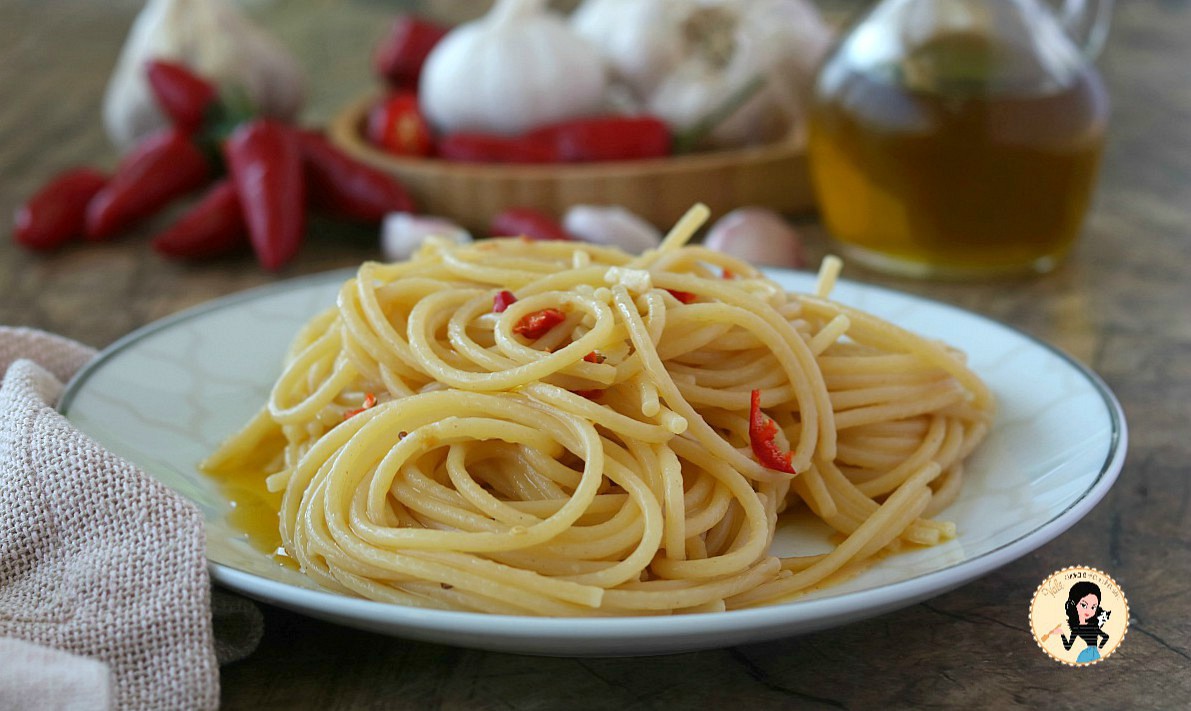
[102,0,305,151]
[704,207,806,268]
[563,205,662,254]
[381,212,472,262]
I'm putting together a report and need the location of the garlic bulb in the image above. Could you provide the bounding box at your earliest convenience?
[573,0,832,148]
[102,0,305,151]
[420,0,608,136]
[563,205,662,254]
[571,0,685,100]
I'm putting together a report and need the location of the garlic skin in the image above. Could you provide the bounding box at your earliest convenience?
[573,0,832,149]
[102,0,305,151]
[563,205,662,254]
[420,0,608,136]
[571,0,685,100]
[704,207,806,268]
[382,213,472,262]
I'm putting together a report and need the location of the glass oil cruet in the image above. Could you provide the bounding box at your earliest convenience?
[807,0,1113,278]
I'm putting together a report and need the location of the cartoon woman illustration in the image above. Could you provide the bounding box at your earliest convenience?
[1047,581,1111,663]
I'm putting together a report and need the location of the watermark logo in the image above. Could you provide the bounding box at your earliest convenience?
[1030,566,1129,666]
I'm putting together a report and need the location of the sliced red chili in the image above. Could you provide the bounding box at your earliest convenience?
[493,290,517,313]
[665,289,697,304]
[343,392,378,420]
[749,389,797,475]
[513,308,566,339]
[583,351,606,364]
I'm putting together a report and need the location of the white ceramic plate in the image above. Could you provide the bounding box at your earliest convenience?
[60,268,1126,656]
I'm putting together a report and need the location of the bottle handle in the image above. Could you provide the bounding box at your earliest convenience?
[1059,0,1114,60]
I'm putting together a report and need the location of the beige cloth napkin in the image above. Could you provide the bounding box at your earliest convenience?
[0,327,263,710]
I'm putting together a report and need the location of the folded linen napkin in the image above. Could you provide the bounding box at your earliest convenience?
[0,327,263,711]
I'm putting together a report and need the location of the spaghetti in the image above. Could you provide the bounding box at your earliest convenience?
[204,204,994,615]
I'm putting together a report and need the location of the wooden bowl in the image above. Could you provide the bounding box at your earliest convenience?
[327,94,815,234]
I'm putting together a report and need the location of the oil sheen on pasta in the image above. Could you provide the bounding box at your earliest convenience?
[808,32,1109,275]
[204,209,995,616]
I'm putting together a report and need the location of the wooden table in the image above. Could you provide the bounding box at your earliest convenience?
[2,1,1188,708]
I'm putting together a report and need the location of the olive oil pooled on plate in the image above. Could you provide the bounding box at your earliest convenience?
[809,23,1109,277]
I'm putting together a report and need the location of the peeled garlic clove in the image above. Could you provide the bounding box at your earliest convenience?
[102,0,305,151]
[704,207,805,268]
[381,213,471,261]
[564,205,662,254]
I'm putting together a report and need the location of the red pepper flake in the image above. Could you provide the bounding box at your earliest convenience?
[572,389,604,401]
[723,268,736,280]
[343,392,377,420]
[493,290,517,313]
[748,389,797,475]
[665,289,697,304]
[513,308,566,339]
[583,351,606,364]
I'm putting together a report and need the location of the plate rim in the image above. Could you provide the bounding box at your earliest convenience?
[58,267,1128,645]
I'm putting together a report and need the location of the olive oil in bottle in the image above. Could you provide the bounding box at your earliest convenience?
[808,8,1110,278]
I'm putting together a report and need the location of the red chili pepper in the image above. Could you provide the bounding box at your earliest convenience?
[343,392,378,420]
[749,389,797,475]
[224,119,306,271]
[13,168,108,250]
[367,92,434,157]
[490,207,571,241]
[723,268,736,279]
[665,289,697,304]
[85,127,212,241]
[583,351,606,364]
[297,130,415,221]
[151,180,247,260]
[572,389,604,401]
[513,308,566,339]
[436,133,561,164]
[373,14,448,90]
[529,116,672,162]
[145,59,218,133]
[493,290,517,313]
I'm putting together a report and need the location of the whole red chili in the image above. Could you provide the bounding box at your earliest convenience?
[297,130,415,221]
[490,207,571,241]
[367,92,434,157]
[513,308,566,339]
[151,180,247,260]
[85,127,212,241]
[492,290,517,313]
[373,14,448,90]
[530,116,672,162]
[436,133,560,164]
[224,119,306,271]
[145,59,218,133]
[748,389,798,475]
[13,168,108,250]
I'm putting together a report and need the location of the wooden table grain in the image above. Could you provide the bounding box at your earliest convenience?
[2,1,1188,709]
